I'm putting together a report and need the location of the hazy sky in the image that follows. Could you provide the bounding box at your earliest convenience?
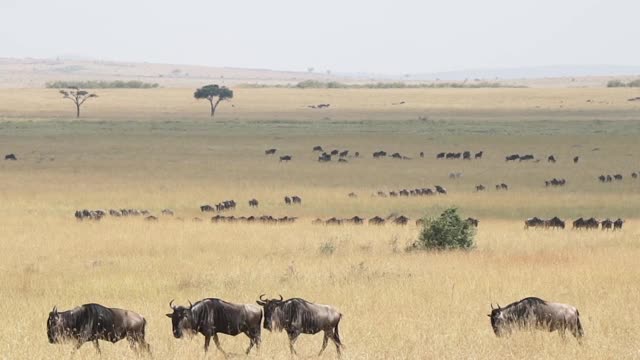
[1,0,638,74]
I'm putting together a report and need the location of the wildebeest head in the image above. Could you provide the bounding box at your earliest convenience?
[165,300,197,339]
[256,294,284,331]
[47,306,65,344]
[487,304,508,337]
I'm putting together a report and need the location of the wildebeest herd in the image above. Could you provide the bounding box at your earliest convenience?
[47,295,583,355]
[524,216,625,230]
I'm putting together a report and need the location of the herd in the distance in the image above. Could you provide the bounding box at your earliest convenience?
[524,216,624,230]
[47,295,583,356]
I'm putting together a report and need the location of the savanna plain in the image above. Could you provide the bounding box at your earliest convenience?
[1,88,640,359]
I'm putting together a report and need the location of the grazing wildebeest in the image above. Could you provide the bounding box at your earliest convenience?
[496,183,508,191]
[399,189,409,197]
[312,218,324,225]
[519,154,534,161]
[368,216,385,225]
[547,155,556,163]
[325,217,343,225]
[161,208,174,216]
[279,155,292,162]
[249,199,259,207]
[435,185,447,194]
[505,154,519,161]
[585,217,600,229]
[598,175,606,182]
[466,217,479,227]
[330,149,340,156]
[313,146,324,152]
[572,217,586,229]
[545,216,565,229]
[354,151,359,158]
[600,218,613,230]
[389,191,398,197]
[475,151,483,159]
[284,196,292,205]
[614,174,623,181]
[47,304,150,354]
[145,215,158,222]
[613,218,624,230]
[436,152,445,159]
[201,205,214,212]
[166,299,262,354]
[318,153,332,162]
[5,153,17,160]
[109,209,122,217]
[419,151,424,158]
[373,150,387,158]
[393,215,409,225]
[338,158,348,163]
[348,192,357,198]
[524,217,544,229]
[488,297,583,341]
[256,295,343,356]
[339,150,349,157]
[291,196,302,204]
[391,152,402,159]
[265,148,277,155]
[463,151,471,160]
[632,172,638,179]
[348,216,364,224]
[573,156,579,163]
[606,175,613,182]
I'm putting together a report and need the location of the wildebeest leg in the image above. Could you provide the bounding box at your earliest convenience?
[212,334,227,358]
[92,340,101,354]
[204,335,211,352]
[319,332,329,356]
[245,330,260,354]
[287,331,300,355]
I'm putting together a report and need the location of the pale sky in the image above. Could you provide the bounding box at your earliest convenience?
[1,0,638,74]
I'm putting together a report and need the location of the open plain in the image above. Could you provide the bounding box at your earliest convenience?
[1,87,640,359]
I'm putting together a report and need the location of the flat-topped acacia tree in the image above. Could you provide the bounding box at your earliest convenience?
[194,84,233,119]
[59,88,98,118]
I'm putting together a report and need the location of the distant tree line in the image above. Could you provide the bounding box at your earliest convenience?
[46,80,159,89]
[242,80,526,89]
[607,79,640,88]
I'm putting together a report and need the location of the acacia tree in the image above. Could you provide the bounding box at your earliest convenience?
[193,84,233,119]
[59,88,98,118]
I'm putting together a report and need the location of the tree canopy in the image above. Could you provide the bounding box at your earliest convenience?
[194,85,234,119]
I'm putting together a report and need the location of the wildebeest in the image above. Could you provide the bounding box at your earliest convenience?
[496,183,508,191]
[284,196,292,205]
[256,295,343,356]
[463,151,471,160]
[632,172,638,179]
[613,218,624,230]
[466,217,479,227]
[249,199,259,207]
[475,184,486,192]
[393,215,409,225]
[201,205,214,212]
[265,148,277,155]
[475,151,483,159]
[584,217,600,229]
[291,196,302,204]
[547,155,556,163]
[348,192,357,198]
[600,218,613,230]
[318,153,332,162]
[325,217,343,225]
[519,154,534,161]
[145,215,158,222]
[161,208,174,216]
[572,217,586,229]
[166,299,262,354]
[573,156,579,163]
[339,150,349,157]
[524,217,544,229]
[436,152,445,159]
[4,153,17,160]
[545,216,565,229]
[279,155,292,162]
[369,216,385,225]
[505,154,519,161]
[419,151,424,158]
[613,174,623,181]
[354,151,359,158]
[435,185,447,194]
[47,304,150,354]
[347,216,364,224]
[488,297,583,340]
[312,145,324,152]
[338,158,348,163]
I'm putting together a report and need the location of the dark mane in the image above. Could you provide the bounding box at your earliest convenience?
[500,297,546,318]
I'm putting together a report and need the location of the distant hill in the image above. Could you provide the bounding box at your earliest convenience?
[1,58,639,88]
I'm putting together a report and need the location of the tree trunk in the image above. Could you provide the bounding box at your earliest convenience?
[210,98,222,119]
[76,103,80,118]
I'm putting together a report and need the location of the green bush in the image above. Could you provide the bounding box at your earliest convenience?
[411,208,475,251]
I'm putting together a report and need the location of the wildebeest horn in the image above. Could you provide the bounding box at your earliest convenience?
[259,294,267,301]
[497,303,501,309]
[490,304,495,310]
[278,294,283,301]
[169,299,175,309]
[52,305,57,314]
[188,300,193,309]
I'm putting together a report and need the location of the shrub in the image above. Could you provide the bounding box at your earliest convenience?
[607,80,627,88]
[411,208,475,251]
[319,240,336,255]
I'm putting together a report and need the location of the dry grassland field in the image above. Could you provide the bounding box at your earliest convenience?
[1,87,640,359]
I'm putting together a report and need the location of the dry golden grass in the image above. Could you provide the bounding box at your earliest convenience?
[1,87,640,121]
[1,88,640,358]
